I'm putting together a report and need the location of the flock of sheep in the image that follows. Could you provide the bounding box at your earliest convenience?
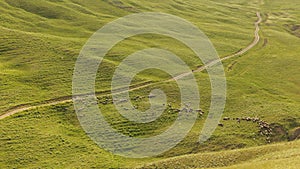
[220,116,273,143]
[98,95,274,143]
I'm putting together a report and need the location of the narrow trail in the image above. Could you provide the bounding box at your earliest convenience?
[0,12,262,120]
[174,12,262,80]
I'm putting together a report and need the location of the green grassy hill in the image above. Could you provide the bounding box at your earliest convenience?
[0,0,299,168]
[0,0,257,113]
[138,139,300,169]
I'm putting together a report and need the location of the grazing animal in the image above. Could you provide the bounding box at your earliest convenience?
[253,118,260,123]
[148,94,156,98]
[223,117,230,121]
[196,109,204,113]
[218,123,224,127]
[181,107,188,112]
[118,99,128,104]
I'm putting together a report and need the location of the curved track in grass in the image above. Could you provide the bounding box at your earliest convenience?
[0,12,262,120]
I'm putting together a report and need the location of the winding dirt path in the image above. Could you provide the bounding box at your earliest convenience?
[174,12,262,80]
[0,12,262,120]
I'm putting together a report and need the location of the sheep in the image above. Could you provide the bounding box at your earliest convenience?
[173,109,180,113]
[196,109,204,113]
[148,94,156,98]
[253,118,260,123]
[118,99,128,104]
[223,117,230,121]
[218,123,224,127]
[246,117,252,121]
[181,107,188,113]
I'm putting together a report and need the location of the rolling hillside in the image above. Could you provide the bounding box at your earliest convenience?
[0,0,299,168]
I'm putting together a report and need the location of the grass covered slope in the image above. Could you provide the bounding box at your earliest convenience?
[138,140,300,169]
[0,103,153,168]
[0,0,257,113]
[0,0,300,168]
[1,102,299,168]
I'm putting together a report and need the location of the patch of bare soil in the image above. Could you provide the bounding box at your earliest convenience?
[263,38,268,47]
[269,123,289,142]
[285,24,300,38]
[107,0,139,12]
[289,127,300,141]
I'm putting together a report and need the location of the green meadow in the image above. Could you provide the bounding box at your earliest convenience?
[0,0,299,168]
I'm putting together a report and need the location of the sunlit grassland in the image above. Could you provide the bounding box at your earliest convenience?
[0,0,300,168]
[139,140,300,169]
[0,0,257,113]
